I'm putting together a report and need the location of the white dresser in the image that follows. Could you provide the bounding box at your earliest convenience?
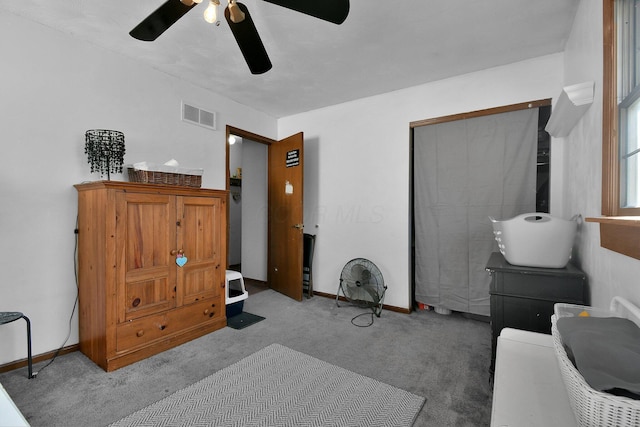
[491,328,576,426]
[0,382,28,427]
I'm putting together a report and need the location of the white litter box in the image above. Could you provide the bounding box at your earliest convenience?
[489,213,578,268]
[225,270,248,318]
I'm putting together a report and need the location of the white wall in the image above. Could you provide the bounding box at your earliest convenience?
[228,141,242,265]
[562,0,640,309]
[0,12,276,366]
[241,141,268,282]
[227,138,268,280]
[279,54,565,310]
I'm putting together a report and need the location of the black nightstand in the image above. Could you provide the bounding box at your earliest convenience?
[486,252,587,371]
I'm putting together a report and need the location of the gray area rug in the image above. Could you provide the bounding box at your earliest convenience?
[109,343,425,426]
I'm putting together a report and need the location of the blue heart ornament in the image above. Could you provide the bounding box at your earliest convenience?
[176,256,188,267]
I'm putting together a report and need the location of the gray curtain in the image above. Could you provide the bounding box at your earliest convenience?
[414,108,538,316]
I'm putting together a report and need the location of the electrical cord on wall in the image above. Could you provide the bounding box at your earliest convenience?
[31,217,80,377]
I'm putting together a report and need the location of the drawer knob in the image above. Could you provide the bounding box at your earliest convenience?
[159,325,166,331]
[136,330,144,337]
[203,309,210,315]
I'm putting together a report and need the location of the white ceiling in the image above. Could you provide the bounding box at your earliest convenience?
[2,0,580,118]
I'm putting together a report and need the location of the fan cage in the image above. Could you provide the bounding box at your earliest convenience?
[336,258,387,317]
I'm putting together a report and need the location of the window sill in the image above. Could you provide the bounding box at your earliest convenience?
[585,216,640,260]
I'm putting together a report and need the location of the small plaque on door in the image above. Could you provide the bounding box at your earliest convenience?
[286,149,299,168]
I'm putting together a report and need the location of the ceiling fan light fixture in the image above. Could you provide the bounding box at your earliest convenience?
[130,0,349,72]
[204,0,221,24]
[227,0,246,23]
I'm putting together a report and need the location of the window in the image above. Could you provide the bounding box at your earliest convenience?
[591,0,640,261]
[617,0,640,208]
[603,0,640,215]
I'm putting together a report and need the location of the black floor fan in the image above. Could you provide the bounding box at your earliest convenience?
[336,258,387,327]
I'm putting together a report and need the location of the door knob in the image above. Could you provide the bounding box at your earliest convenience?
[292,224,304,229]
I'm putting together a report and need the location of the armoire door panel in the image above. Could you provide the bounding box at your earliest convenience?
[124,200,173,270]
[116,192,177,322]
[123,277,174,320]
[177,196,221,304]
[181,265,218,304]
[178,197,220,259]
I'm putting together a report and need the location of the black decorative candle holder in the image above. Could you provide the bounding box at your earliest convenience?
[84,129,125,180]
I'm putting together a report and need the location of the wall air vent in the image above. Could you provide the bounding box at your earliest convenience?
[182,102,217,131]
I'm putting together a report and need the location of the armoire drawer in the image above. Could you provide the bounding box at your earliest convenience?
[116,299,221,352]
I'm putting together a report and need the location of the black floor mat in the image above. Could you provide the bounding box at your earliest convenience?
[227,312,265,330]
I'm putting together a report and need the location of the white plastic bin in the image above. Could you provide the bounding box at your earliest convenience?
[225,270,248,318]
[489,213,578,268]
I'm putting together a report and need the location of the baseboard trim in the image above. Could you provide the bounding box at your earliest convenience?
[0,344,79,374]
[313,291,411,314]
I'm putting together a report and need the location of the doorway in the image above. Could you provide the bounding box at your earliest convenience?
[227,135,269,281]
[225,126,305,301]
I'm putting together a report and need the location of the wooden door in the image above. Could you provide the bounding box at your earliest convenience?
[268,132,304,301]
[116,192,177,322]
[177,195,225,306]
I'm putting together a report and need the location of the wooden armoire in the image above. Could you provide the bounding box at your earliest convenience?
[74,181,228,371]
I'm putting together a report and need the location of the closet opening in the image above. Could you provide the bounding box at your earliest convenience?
[410,100,552,315]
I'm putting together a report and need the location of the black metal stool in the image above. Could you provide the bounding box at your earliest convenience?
[302,233,316,298]
[0,312,33,379]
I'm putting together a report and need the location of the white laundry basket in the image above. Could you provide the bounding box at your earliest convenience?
[551,297,640,426]
[489,213,578,268]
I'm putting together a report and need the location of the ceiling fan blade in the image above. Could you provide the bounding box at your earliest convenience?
[263,0,349,25]
[225,3,272,75]
[130,0,197,41]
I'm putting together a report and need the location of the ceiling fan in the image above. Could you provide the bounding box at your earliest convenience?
[129,0,350,75]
